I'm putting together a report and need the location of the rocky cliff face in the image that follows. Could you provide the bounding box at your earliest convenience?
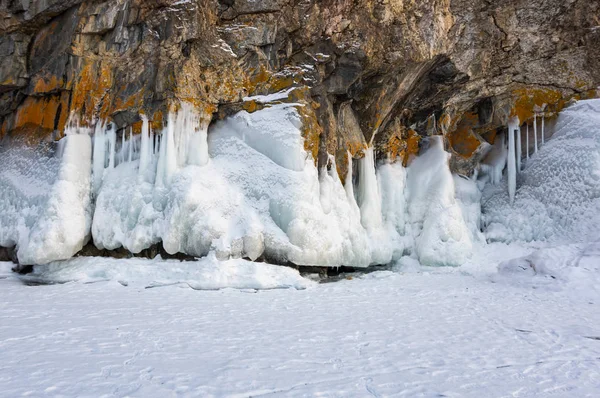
[1,0,599,172]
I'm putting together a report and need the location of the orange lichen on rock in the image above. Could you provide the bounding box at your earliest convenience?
[448,111,482,158]
[150,109,164,132]
[14,93,70,137]
[296,102,322,164]
[381,124,421,167]
[31,74,65,94]
[510,88,564,122]
[70,60,115,123]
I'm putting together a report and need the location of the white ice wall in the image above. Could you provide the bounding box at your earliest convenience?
[2,102,483,268]
[0,125,93,265]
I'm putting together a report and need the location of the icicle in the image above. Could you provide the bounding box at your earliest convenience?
[139,116,151,178]
[164,112,177,184]
[150,128,155,156]
[533,113,538,154]
[187,123,209,167]
[155,129,167,187]
[357,147,383,230]
[153,130,158,155]
[107,125,116,170]
[507,117,519,204]
[121,129,126,164]
[516,123,522,173]
[344,151,360,217]
[128,128,133,162]
[92,121,106,194]
[541,114,545,145]
[526,123,529,160]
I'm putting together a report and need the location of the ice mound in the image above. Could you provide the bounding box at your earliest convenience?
[23,254,315,290]
[483,99,600,244]
[405,137,476,266]
[0,129,92,266]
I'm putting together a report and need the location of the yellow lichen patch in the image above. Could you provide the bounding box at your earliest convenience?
[381,126,421,167]
[150,109,164,132]
[14,94,68,139]
[245,66,304,97]
[242,100,260,113]
[510,88,563,123]
[448,111,482,158]
[481,129,497,145]
[296,103,322,165]
[0,118,9,140]
[71,60,115,123]
[130,120,143,135]
[31,74,64,94]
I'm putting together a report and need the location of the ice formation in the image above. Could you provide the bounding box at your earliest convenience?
[516,123,522,173]
[526,123,529,160]
[483,99,600,244]
[541,114,545,145]
[507,117,519,204]
[0,123,93,265]
[479,132,507,185]
[533,113,538,154]
[405,137,475,266]
[1,98,489,268]
[88,101,481,267]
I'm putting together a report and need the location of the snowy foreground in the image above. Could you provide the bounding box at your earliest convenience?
[1,242,600,397]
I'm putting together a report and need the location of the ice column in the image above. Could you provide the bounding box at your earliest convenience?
[357,147,383,230]
[92,122,106,194]
[526,123,529,160]
[107,125,116,170]
[541,114,545,146]
[128,129,133,162]
[516,123,522,173]
[507,117,519,204]
[344,152,360,216]
[138,116,151,179]
[533,113,538,154]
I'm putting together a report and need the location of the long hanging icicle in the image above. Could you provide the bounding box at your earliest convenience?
[533,113,538,154]
[128,128,133,162]
[139,115,151,178]
[526,123,529,160]
[107,125,116,170]
[344,151,361,217]
[121,129,126,164]
[516,124,522,173]
[507,117,519,204]
[92,121,106,194]
[541,114,545,145]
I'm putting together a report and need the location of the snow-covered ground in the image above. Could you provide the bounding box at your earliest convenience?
[1,243,600,397]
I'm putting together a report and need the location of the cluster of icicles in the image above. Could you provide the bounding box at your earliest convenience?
[506,113,547,204]
[91,106,209,196]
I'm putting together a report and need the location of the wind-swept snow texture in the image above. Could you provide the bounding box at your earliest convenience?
[483,99,600,243]
[2,239,600,397]
[0,127,92,265]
